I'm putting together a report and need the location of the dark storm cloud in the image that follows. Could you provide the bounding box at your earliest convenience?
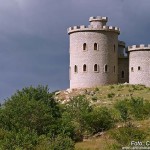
[0,0,150,102]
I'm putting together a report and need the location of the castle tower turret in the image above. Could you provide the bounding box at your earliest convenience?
[68,16,120,89]
[89,16,108,28]
[128,44,150,87]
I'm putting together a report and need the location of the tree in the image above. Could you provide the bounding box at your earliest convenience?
[64,95,92,141]
[0,85,71,149]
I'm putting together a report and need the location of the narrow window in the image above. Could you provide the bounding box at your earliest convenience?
[138,66,141,71]
[121,71,125,78]
[74,65,78,73]
[83,64,87,72]
[94,43,98,50]
[114,45,115,52]
[104,65,108,72]
[94,64,98,72]
[83,43,87,50]
[131,67,134,72]
[114,66,115,73]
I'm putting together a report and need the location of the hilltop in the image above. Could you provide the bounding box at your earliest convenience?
[55,83,150,105]
[54,84,150,150]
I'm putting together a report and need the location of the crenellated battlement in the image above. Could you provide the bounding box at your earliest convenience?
[67,25,120,34]
[128,44,150,51]
[89,16,108,22]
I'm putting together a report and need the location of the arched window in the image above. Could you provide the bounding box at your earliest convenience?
[138,66,141,71]
[104,65,108,72]
[114,66,115,73]
[121,71,124,78]
[83,64,87,72]
[94,64,99,72]
[83,43,87,50]
[74,65,78,73]
[94,43,98,50]
[131,67,134,72]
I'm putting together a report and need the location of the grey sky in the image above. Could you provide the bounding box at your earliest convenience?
[0,0,150,102]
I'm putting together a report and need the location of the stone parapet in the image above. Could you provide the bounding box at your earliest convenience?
[89,16,108,22]
[67,25,120,34]
[128,44,150,51]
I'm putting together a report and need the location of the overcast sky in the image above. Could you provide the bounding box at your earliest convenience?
[0,0,150,102]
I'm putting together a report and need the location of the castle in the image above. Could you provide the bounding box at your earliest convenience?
[67,16,150,88]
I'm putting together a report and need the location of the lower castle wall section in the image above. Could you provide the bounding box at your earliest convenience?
[69,31,118,88]
[118,58,129,83]
[129,51,150,87]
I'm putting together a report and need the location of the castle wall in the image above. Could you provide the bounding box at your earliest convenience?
[128,45,150,87]
[118,58,129,83]
[68,17,120,89]
[118,41,129,83]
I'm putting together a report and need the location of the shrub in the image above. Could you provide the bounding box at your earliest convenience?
[110,125,147,146]
[36,135,75,150]
[92,96,98,102]
[107,93,115,98]
[115,99,130,123]
[50,135,75,150]
[85,107,115,133]
[109,85,115,89]
[94,87,99,92]
[129,97,150,119]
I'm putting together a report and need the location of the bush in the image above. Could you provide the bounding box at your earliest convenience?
[129,97,150,119]
[0,128,38,150]
[115,97,150,122]
[50,135,75,150]
[110,125,147,146]
[92,96,98,102]
[107,93,115,98]
[94,87,99,92]
[85,107,115,133]
[36,135,75,150]
[115,99,130,123]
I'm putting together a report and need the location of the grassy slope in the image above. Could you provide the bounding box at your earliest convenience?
[56,84,150,150]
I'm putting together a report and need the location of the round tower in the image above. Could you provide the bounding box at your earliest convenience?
[68,16,120,89]
[128,44,150,87]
